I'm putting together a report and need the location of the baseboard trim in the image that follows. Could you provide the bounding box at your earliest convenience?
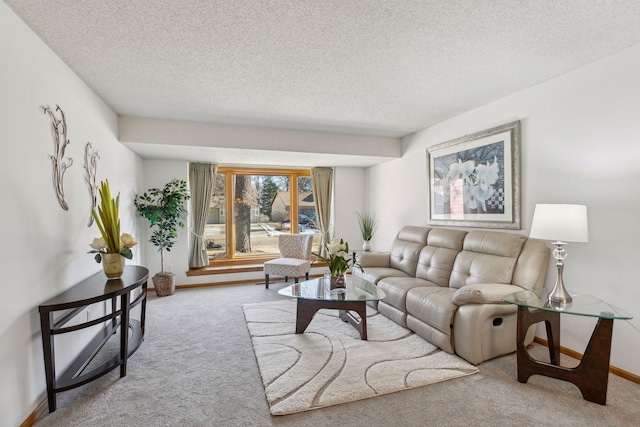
[20,397,48,427]
[533,336,640,384]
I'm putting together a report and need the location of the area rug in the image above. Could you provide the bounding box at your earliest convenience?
[242,299,479,415]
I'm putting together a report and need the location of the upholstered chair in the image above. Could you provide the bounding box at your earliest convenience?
[263,234,313,289]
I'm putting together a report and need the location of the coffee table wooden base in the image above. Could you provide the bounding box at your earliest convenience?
[516,306,613,405]
[296,298,368,340]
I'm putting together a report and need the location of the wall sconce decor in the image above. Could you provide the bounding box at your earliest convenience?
[84,142,100,226]
[43,105,73,210]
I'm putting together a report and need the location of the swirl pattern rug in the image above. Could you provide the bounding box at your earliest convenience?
[243,299,479,415]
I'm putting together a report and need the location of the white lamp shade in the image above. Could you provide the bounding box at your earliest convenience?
[529,204,588,243]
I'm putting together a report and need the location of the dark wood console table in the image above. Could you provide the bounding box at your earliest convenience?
[503,290,632,405]
[39,265,149,412]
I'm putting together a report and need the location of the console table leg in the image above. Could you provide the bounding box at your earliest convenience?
[40,311,56,412]
[111,297,118,331]
[140,280,148,335]
[120,292,130,377]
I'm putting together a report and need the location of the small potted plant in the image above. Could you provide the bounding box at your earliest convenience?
[135,179,190,296]
[356,212,378,251]
[88,180,138,279]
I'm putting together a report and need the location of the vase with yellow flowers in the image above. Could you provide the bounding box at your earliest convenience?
[88,180,138,279]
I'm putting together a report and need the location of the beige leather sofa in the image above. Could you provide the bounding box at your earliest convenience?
[353,226,549,365]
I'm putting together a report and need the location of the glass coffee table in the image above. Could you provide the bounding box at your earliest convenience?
[278,275,386,340]
[503,290,632,405]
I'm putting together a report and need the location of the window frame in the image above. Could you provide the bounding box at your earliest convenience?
[209,166,313,265]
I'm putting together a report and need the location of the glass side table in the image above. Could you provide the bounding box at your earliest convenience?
[503,290,632,405]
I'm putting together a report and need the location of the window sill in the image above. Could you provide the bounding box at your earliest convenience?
[187,259,326,277]
[187,264,265,276]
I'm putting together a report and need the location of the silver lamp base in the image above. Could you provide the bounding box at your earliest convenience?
[548,241,572,304]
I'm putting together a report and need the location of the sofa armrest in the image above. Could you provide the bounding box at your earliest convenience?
[356,252,391,268]
[452,283,525,306]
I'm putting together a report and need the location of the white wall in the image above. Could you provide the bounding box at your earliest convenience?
[334,167,367,250]
[367,43,640,376]
[0,4,143,426]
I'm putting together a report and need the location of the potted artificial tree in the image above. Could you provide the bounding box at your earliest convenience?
[357,212,378,252]
[135,179,190,296]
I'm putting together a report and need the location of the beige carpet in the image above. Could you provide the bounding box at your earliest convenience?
[243,299,478,415]
[34,284,640,426]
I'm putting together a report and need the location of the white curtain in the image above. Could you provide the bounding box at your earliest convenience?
[311,167,333,257]
[188,163,217,268]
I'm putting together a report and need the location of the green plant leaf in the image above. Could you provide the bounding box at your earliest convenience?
[119,246,133,259]
[135,179,191,272]
[357,212,378,241]
[92,180,122,253]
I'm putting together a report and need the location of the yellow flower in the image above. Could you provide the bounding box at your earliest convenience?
[89,237,107,251]
[120,233,138,248]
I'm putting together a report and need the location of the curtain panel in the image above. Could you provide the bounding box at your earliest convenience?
[188,163,217,268]
[311,167,333,257]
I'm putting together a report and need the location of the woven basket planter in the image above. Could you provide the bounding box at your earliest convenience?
[152,273,176,297]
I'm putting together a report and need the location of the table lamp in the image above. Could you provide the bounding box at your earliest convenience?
[529,204,588,304]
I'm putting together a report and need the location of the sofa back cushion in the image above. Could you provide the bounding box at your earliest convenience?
[449,231,527,289]
[415,229,467,286]
[389,226,430,276]
[512,239,550,291]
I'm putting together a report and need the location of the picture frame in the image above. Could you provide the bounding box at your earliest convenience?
[426,120,521,229]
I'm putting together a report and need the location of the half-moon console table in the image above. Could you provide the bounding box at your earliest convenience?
[39,265,149,412]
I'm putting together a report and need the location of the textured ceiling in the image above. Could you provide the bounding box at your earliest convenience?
[6,0,640,161]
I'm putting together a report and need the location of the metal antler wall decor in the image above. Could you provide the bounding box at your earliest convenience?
[43,105,73,210]
[84,142,100,226]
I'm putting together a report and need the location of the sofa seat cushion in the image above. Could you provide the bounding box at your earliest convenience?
[355,267,410,285]
[377,277,438,312]
[406,287,458,336]
[263,258,311,277]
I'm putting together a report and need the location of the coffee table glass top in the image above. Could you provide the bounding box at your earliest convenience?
[502,290,632,320]
[277,275,386,302]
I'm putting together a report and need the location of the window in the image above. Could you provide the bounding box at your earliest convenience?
[204,167,320,263]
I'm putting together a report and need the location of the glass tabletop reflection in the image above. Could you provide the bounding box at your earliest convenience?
[277,275,386,302]
[502,289,632,320]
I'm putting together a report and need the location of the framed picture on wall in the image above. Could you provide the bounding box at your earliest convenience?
[426,120,521,229]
